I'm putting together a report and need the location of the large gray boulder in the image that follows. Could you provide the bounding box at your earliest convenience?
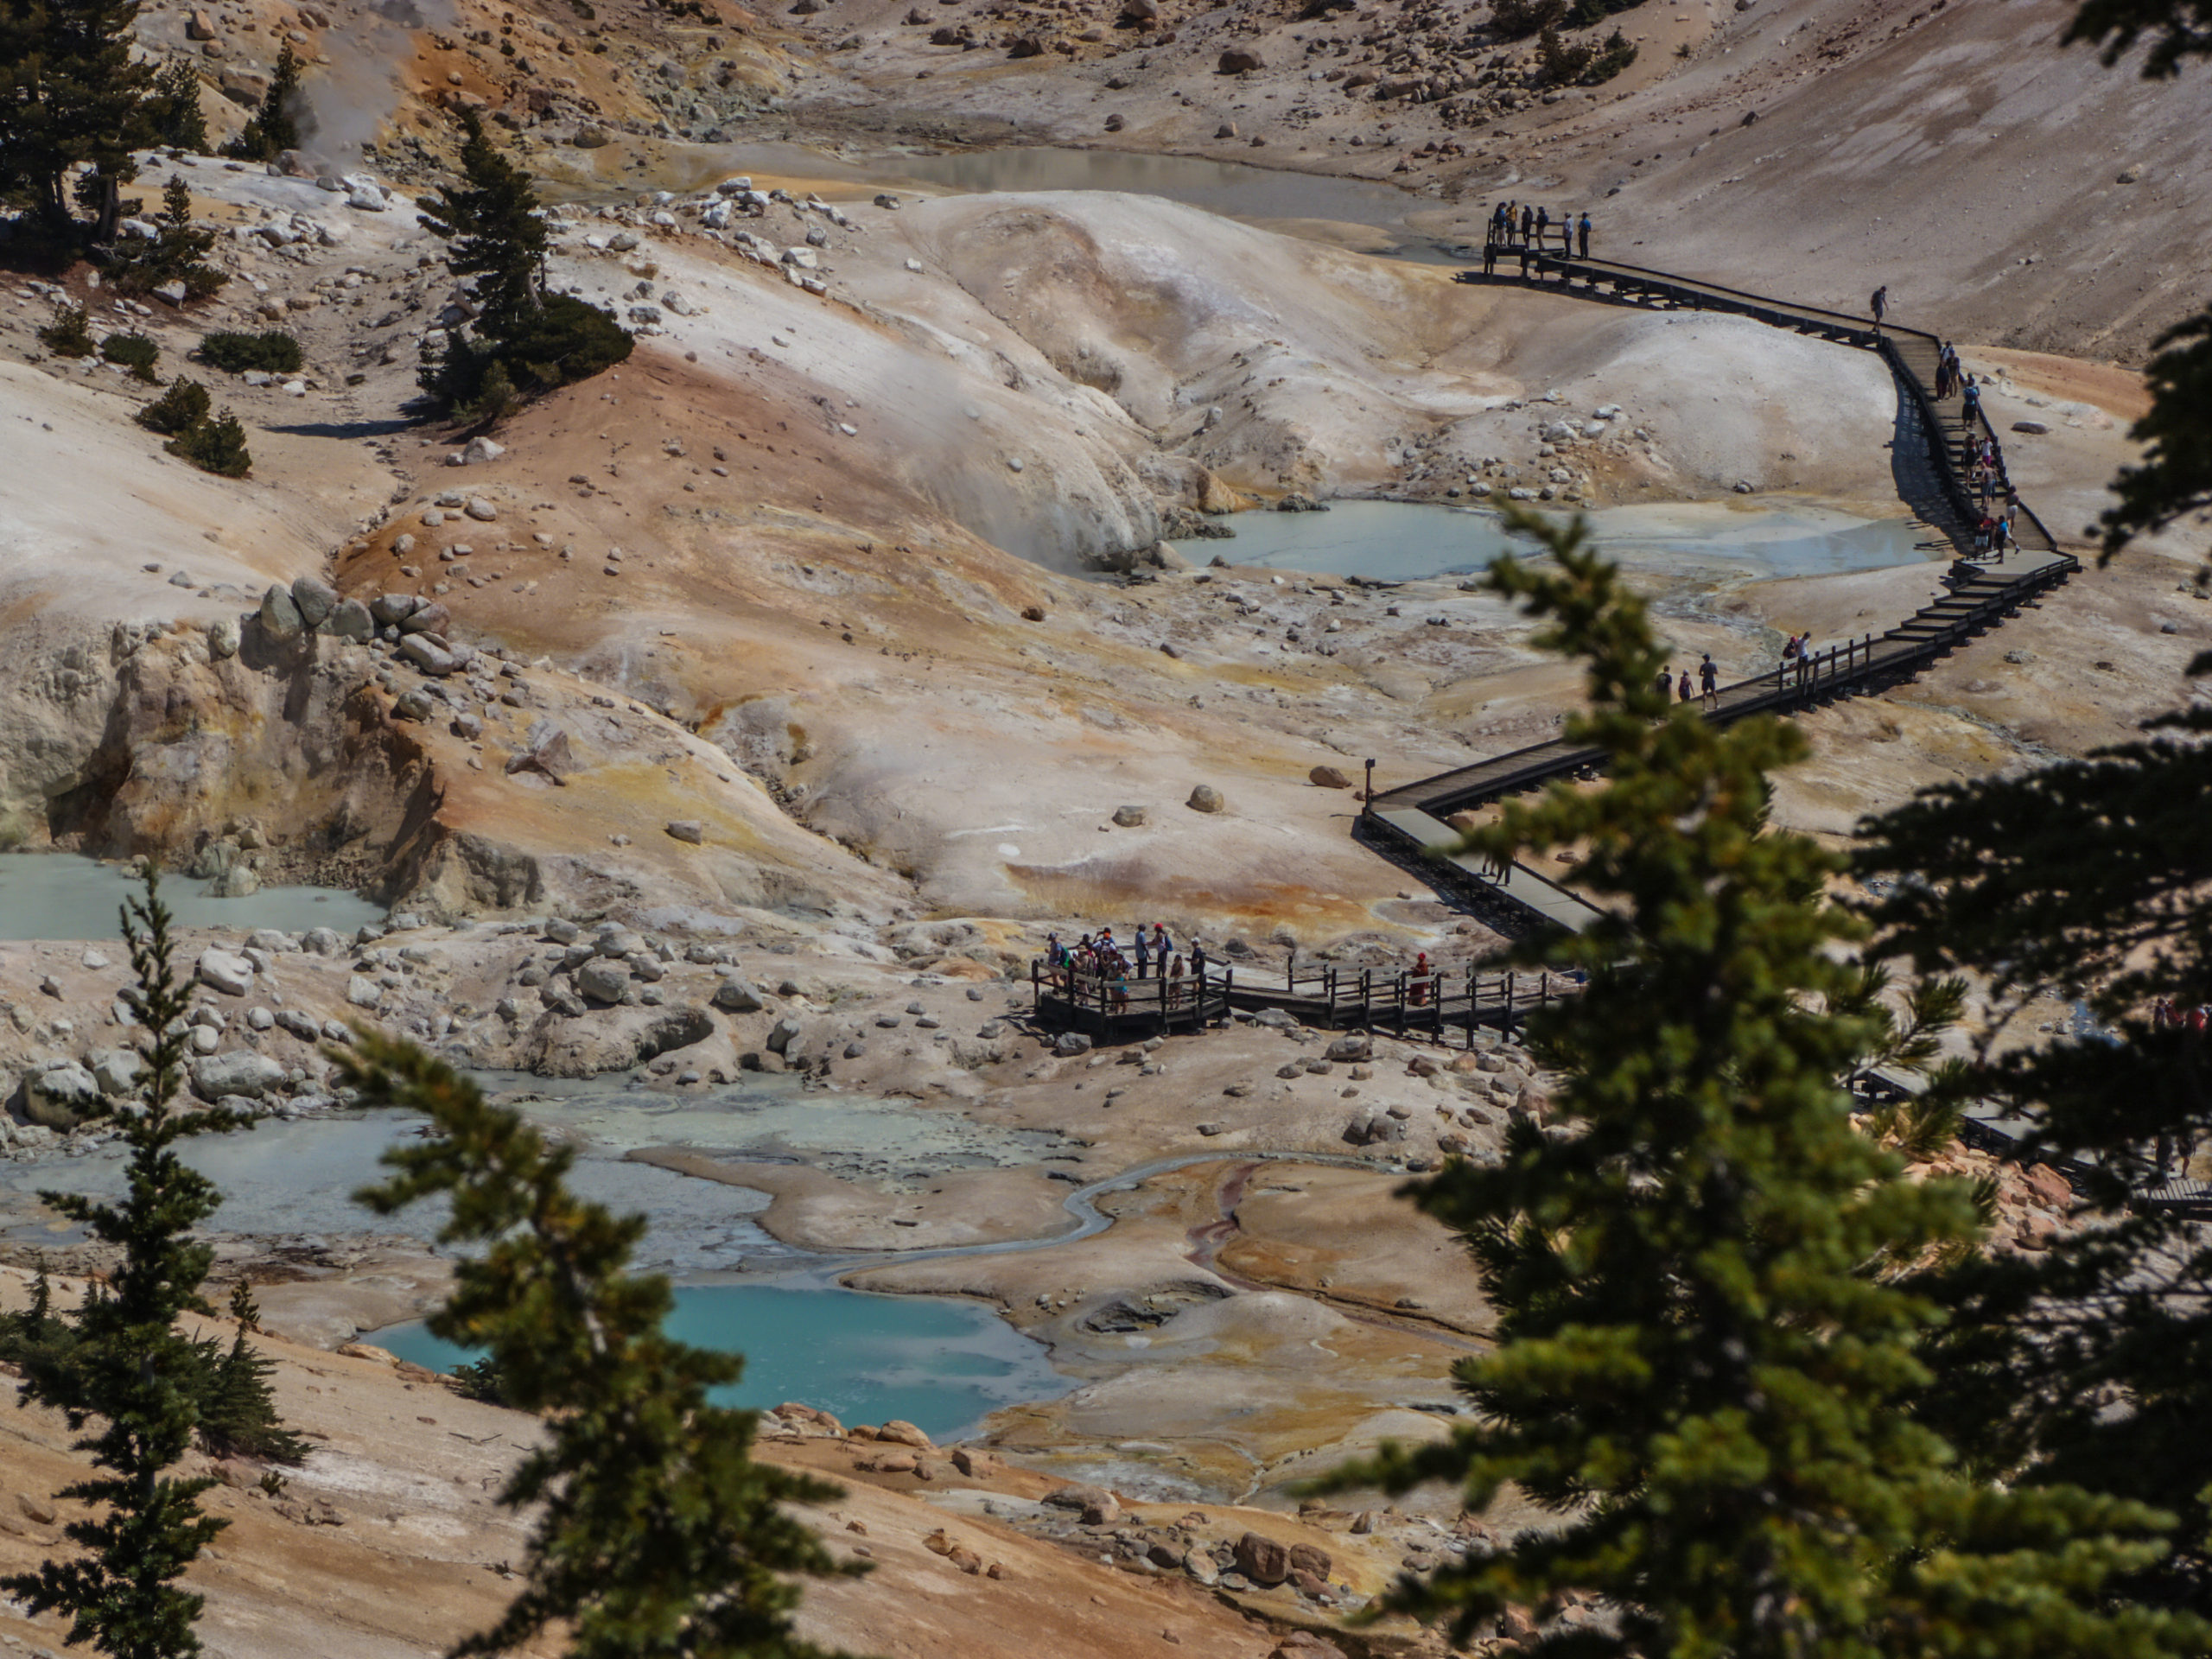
[194,948,255,996]
[290,575,339,626]
[575,958,631,1005]
[711,976,766,1014]
[189,1051,286,1102]
[258,584,304,640]
[24,1061,102,1129]
[326,597,374,641]
[90,1047,144,1096]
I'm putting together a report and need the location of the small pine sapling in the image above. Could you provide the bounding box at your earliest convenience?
[39,305,96,358]
[137,377,212,435]
[2,870,254,1659]
[167,409,252,478]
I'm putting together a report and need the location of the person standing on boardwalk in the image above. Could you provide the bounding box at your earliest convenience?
[1535,206,1550,248]
[1134,925,1152,980]
[1152,922,1172,965]
[1578,212,1592,257]
[1699,653,1719,709]
[1656,664,1675,711]
[1411,951,1431,1007]
[1520,203,1535,243]
[1870,284,1888,331]
[1678,669,1694,704]
[1189,939,1209,988]
[1961,375,1982,429]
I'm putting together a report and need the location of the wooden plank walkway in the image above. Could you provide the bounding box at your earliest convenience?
[1356,251,2081,934]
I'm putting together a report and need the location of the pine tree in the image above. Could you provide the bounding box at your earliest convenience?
[2,871,251,1659]
[136,376,210,435]
[148,59,208,153]
[112,175,228,302]
[219,41,301,162]
[38,302,94,357]
[419,108,550,327]
[1318,505,2201,1659]
[1856,0,2212,1618]
[340,1034,860,1659]
[0,0,156,239]
[416,109,631,416]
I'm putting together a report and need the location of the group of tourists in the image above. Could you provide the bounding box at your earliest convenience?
[1655,654,1722,711]
[1044,925,1208,1012]
[1484,200,1594,258]
[2152,998,2209,1035]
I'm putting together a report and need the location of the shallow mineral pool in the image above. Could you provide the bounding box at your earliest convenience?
[0,1109,788,1276]
[0,854,385,942]
[1198,498,1934,585]
[375,1280,1062,1443]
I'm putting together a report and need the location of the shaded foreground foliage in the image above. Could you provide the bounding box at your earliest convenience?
[0,874,296,1659]
[1313,504,2201,1659]
[340,1035,859,1659]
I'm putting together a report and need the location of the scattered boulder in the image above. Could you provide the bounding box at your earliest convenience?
[666,819,705,844]
[1234,1531,1291,1586]
[258,584,304,640]
[326,597,374,641]
[1043,1483,1118,1524]
[1218,46,1265,72]
[1186,784,1225,814]
[1325,1034,1371,1063]
[188,1051,286,1102]
[90,1048,144,1095]
[1309,765,1353,788]
[195,948,255,996]
[712,976,766,1014]
[1111,804,1148,827]
[24,1062,102,1129]
[575,959,631,1004]
[290,575,339,626]
[2012,419,2050,435]
[1053,1032,1093,1058]
[876,1420,932,1449]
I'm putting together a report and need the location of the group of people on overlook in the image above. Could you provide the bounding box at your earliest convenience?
[1484,200,1594,258]
[1045,925,1208,1011]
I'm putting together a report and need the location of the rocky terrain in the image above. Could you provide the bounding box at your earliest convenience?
[0,0,2207,1650]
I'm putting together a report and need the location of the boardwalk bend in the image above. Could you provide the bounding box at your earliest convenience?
[1356,248,2080,940]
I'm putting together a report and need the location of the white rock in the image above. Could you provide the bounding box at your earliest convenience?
[346,974,382,1008]
[195,949,256,995]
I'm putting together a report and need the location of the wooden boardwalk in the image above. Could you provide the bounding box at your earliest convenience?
[1357,251,2081,933]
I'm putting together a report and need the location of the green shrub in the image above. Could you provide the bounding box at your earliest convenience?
[100,330,162,381]
[421,292,632,410]
[1491,0,1568,36]
[137,376,212,435]
[200,329,303,374]
[167,408,253,477]
[38,304,95,358]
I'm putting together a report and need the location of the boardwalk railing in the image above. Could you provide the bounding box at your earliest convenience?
[1029,956,1580,1047]
[1361,251,2083,932]
[1030,959,1231,1039]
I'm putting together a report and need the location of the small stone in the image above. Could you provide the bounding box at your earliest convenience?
[666,819,705,844]
[1185,784,1225,814]
[1308,765,1353,788]
[1111,804,1147,827]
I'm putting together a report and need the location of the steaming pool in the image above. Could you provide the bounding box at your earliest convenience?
[1179,499,1938,586]
[0,853,385,942]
